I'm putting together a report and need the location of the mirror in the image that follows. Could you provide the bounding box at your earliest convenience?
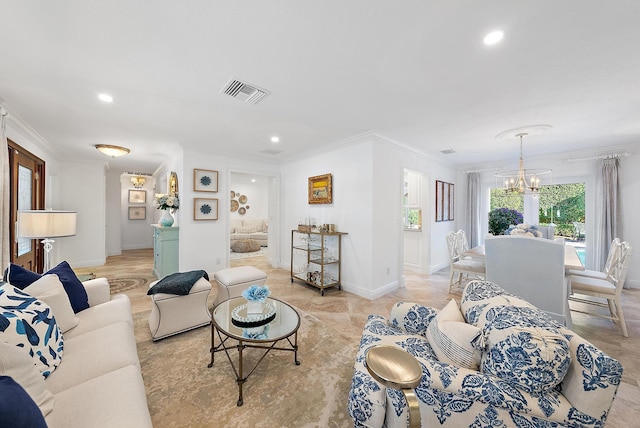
[168,171,179,196]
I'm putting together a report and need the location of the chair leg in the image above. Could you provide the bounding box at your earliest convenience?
[448,269,456,293]
[607,299,616,319]
[613,297,628,338]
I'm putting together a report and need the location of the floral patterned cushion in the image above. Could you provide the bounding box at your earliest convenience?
[0,284,64,378]
[461,281,571,394]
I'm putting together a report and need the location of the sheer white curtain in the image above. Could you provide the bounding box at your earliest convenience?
[595,158,619,270]
[466,172,481,248]
[1,107,9,270]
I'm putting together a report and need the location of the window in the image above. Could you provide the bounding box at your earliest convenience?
[403,169,423,231]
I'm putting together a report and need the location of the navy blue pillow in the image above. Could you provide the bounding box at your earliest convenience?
[4,261,89,313]
[3,264,40,289]
[0,376,47,428]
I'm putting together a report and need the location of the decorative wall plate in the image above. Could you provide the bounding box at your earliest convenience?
[239,195,248,204]
[238,207,246,215]
[231,199,239,212]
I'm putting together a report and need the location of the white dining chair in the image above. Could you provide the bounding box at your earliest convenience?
[569,241,632,337]
[446,230,485,293]
[485,235,569,326]
[567,238,620,280]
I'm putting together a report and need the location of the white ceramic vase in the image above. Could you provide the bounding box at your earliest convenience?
[159,209,174,227]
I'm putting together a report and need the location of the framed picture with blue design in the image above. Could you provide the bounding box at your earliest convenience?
[194,168,218,192]
[194,198,218,220]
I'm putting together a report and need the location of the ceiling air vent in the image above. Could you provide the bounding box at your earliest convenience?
[440,149,456,155]
[221,78,270,104]
[260,149,283,155]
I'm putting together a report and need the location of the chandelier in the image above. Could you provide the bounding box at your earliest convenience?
[495,132,552,193]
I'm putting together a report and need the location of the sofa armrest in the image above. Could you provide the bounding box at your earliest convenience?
[559,328,623,423]
[389,302,437,336]
[82,277,111,307]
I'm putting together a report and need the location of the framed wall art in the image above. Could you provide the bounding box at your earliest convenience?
[194,169,218,192]
[194,198,218,220]
[435,180,454,222]
[128,189,146,204]
[308,173,332,204]
[128,206,146,220]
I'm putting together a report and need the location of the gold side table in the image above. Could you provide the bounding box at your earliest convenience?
[365,345,422,428]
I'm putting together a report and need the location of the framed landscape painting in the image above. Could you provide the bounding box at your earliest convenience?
[194,169,218,192]
[308,173,332,204]
[194,198,218,220]
[128,189,146,204]
[128,206,146,220]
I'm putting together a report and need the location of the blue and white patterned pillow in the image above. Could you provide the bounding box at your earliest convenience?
[0,284,64,378]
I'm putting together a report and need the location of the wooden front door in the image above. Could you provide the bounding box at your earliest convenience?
[8,139,45,272]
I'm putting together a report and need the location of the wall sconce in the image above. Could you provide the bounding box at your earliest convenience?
[131,176,146,188]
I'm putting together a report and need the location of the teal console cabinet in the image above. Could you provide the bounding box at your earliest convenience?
[152,225,179,279]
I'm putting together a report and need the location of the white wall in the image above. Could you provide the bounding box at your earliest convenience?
[120,174,155,251]
[177,150,280,274]
[618,155,640,288]
[281,139,374,297]
[56,161,107,268]
[230,172,269,220]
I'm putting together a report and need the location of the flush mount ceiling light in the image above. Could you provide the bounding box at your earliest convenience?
[483,30,504,45]
[95,144,130,158]
[98,93,114,103]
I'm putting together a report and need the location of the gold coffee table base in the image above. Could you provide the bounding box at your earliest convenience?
[365,345,422,428]
[208,298,301,407]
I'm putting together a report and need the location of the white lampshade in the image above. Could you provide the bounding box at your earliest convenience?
[18,210,77,239]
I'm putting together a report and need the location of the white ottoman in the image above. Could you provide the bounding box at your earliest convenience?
[148,277,212,341]
[213,266,267,305]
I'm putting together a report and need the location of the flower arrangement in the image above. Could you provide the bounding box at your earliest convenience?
[506,223,543,238]
[153,193,180,211]
[242,284,270,302]
[488,208,524,235]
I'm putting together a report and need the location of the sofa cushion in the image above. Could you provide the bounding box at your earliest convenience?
[0,284,63,378]
[236,225,257,233]
[44,321,140,394]
[462,281,571,394]
[4,262,89,313]
[0,376,47,428]
[426,299,482,369]
[44,365,153,428]
[481,320,571,394]
[23,275,79,333]
[63,294,133,339]
[0,341,55,417]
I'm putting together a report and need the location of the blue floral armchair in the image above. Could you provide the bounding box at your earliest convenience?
[348,281,623,427]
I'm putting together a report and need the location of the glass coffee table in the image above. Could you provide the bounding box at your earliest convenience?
[208,297,301,406]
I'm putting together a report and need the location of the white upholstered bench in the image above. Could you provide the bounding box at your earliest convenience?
[148,277,212,341]
[213,266,267,305]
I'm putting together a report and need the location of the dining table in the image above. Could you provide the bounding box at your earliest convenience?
[464,244,585,272]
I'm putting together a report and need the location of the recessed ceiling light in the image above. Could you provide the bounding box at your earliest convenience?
[270,136,280,143]
[98,93,114,103]
[251,179,256,183]
[483,30,504,45]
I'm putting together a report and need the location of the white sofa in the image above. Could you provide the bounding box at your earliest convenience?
[230,218,268,247]
[2,277,152,427]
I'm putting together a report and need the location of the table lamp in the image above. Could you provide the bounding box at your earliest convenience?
[17,210,77,272]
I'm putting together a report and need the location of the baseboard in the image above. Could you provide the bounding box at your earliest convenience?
[430,261,449,274]
[341,279,399,300]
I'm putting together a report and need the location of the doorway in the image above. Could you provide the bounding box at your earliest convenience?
[229,171,279,267]
[7,139,46,271]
